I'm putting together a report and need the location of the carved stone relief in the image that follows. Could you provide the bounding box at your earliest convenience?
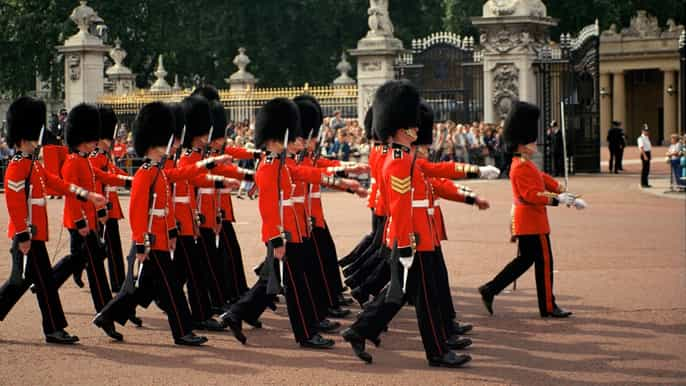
[361,60,382,72]
[480,28,546,55]
[492,64,519,119]
[68,54,81,81]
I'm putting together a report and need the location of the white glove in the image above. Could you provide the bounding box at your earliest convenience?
[557,192,576,206]
[573,198,587,210]
[479,165,500,180]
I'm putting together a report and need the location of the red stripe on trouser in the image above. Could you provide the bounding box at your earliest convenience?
[311,234,334,305]
[84,238,106,307]
[31,251,56,332]
[199,237,226,304]
[302,274,320,321]
[418,255,443,356]
[284,259,310,339]
[540,235,553,313]
[179,239,206,317]
[221,230,240,296]
[153,255,186,336]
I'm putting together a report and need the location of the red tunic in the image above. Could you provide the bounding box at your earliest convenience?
[41,144,67,196]
[510,156,562,236]
[89,150,127,219]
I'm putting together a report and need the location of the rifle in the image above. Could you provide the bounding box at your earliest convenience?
[560,101,569,190]
[21,126,46,281]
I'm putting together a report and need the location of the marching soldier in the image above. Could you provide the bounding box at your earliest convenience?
[41,123,68,199]
[93,102,233,345]
[51,103,132,340]
[219,98,360,349]
[478,101,587,318]
[0,96,105,344]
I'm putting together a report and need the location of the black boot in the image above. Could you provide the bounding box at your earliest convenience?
[317,319,341,333]
[193,318,227,332]
[45,330,80,345]
[351,287,369,308]
[128,314,143,327]
[72,268,84,288]
[478,285,494,315]
[327,307,351,318]
[219,311,247,345]
[428,351,472,368]
[299,333,335,349]
[244,318,263,329]
[174,332,208,346]
[93,316,123,341]
[451,321,473,335]
[341,328,372,363]
[337,294,354,306]
[445,335,472,350]
[545,306,572,318]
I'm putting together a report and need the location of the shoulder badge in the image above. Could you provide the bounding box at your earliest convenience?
[183,149,192,156]
[382,145,389,154]
[11,154,23,162]
[264,154,274,164]
[89,150,98,157]
[390,175,411,194]
[392,148,403,160]
[141,162,152,170]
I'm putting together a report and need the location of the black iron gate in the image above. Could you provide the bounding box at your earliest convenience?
[395,33,483,123]
[535,23,601,174]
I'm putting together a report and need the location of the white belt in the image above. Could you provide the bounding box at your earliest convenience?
[310,192,321,199]
[411,199,430,208]
[197,188,214,195]
[30,198,46,207]
[428,208,435,215]
[218,188,232,194]
[370,178,377,184]
[292,196,305,203]
[173,196,190,204]
[281,199,293,206]
[105,186,118,194]
[433,198,441,207]
[149,208,168,217]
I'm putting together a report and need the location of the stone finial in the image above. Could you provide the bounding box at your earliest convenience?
[226,47,257,89]
[150,55,171,92]
[172,74,181,91]
[367,0,395,37]
[70,1,102,35]
[106,38,132,75]
[333,52,355,85]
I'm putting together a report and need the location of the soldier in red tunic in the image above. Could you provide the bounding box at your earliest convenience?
[0,97,105,344]
[93,102,234,346]
[478,101,586,318]
[41,127,68,199]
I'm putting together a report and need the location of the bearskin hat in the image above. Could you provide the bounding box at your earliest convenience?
[6,96,46,148]
[293,97,322,140]
[98,106,118,140]
[504,101,540,151]
[191,85,220,102]
[181,95,212,148]
[168,102,186,140]
[209,100,227,141]
[66,103,101,149]
[372,80,421,142]
[416,101,434,146]
[254,98,300,149]
[133,102,174,157]
[363,107,375,140]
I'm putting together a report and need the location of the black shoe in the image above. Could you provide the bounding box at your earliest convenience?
[174,333,208,346]
[244,318,263,329]
[341,328,372,363]
[451,321,473,335]
[445,335,472,350]
[478,285,494,315]
[370,337,381,348]
[317,319,341,333]
[45,330,79,345]
[72,270,84,288]
[194,318,227,332]
[93,316,123,341]
[337,294,354,306]
[327,307,351,318]
[428,351,472,368]
[338,254,356,268]
[128,314,143,327]
[351,288,369,307]
[300,334,335,349]
[641,184,653,188]
[545,306,572,318]
[219,311,247,345]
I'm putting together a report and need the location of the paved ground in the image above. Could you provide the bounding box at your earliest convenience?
[0,156,684,385]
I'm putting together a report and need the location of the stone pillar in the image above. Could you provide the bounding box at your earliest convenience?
[57,1,110,110]
[612,71,626,128]
[349,0,405,124]
[599,72,612,145]
[663,70,678,141]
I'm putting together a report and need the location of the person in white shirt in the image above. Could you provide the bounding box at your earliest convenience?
[666,134,685,188]
[637,124,652,188]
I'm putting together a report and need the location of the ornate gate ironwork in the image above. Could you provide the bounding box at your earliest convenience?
[535,23,601,174]
[395,32,484,123]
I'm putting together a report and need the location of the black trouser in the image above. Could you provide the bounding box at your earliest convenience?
[553,155,564,177]
[351,250,450,360]
[220,221,248,301]
[0,240,68,334]
[340,211,378,266]
[174,236,213,322]
[641,151,651,186]
[198,228,227,308]
[104,218,125,292]
[481,234,557,316]
[311,225,344,307]
[302,237,330,322]
[356,247,390,298]
[53,230,112,312]
[435,248,458,335]
[609,146,624,173]
[230,242,318,343]
[98,250,194,340]
[344,216,386,288]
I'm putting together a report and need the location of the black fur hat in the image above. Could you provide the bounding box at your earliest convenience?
[6,96,46,148]
[504,101,540,151]
[363,108,375,140]
[66,103,101,149]
[416,101,434,146]
[293,94,323,138]
[294,98,322,139]
[254,98,300,148]
[209,100,227,141]
[181,95,212,148]
[168,102,186,140]
[133,102,174,157]
[98,106,118,140]
[372,80,421,142]
[191,85,220,102]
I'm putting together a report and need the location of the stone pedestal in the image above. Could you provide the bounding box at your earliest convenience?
[226,48,257,93]
[57,1,109,110]
[105,38,136,95]
[472,0,557,122]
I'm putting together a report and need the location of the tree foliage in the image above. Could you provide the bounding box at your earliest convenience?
[0,0,683,97]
